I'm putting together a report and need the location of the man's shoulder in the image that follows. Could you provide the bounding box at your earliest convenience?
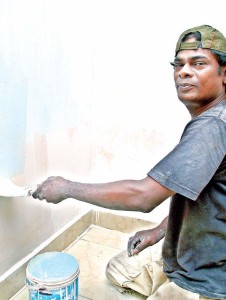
[182,101,226,138]
[200,101,226,122]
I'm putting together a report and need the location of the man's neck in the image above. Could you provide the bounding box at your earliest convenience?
[187,95,226,118]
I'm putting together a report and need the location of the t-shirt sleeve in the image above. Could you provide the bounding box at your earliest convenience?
[148,117,226,200]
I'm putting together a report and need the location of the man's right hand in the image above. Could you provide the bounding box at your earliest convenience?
[32,176,69,204]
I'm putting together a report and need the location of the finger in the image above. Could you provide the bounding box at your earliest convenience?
[127,236,134,255]
[28,184,39,197]
[127,236,139,256]
[133,240,148,255]
[32,185,42,199]
[131,248,139,255]
[32,192,44,200]
[133,244,143,254]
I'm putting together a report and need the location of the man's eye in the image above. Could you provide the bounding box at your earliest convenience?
[194,61,206,66]
[170,62,184,70]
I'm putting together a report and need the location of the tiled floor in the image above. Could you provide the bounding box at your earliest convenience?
[11,225,147,300]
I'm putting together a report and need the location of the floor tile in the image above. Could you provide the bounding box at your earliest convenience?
[80,225,130,249]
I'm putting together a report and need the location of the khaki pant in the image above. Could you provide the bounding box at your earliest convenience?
[105,245,218,300]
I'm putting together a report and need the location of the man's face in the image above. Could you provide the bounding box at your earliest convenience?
[172,45,226,112]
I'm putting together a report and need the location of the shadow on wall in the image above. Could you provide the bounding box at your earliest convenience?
[0,125,95,277]
[0,65,27,177]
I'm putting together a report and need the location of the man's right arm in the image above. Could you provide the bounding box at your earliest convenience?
[32,176,175,213]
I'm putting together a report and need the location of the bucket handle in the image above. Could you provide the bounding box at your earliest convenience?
[39,290,53,296]
[26,280,52,295]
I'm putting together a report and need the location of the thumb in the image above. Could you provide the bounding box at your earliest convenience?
[134,241,148,254]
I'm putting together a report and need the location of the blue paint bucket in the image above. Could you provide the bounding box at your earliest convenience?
[26,252,79,300]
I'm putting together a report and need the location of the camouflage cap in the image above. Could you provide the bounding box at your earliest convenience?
[175,25,226,55]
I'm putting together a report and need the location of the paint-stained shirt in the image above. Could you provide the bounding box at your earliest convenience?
[148,100,226,299]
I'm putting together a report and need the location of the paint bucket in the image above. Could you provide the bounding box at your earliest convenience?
[26,252,79,300]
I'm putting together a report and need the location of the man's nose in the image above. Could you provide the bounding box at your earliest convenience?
[179,63,193,78]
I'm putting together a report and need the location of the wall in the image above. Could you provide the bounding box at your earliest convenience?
[0,0,225,276]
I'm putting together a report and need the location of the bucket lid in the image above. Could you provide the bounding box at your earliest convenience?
[26,252,79,285]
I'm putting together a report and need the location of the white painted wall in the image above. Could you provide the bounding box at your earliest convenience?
[0,0,225,276]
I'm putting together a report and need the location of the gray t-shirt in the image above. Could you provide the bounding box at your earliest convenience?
[148,101,226,299]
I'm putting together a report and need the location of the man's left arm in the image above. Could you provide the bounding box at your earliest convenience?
[127,216,168,256]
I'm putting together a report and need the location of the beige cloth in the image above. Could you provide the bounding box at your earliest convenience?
[106,245,217,300]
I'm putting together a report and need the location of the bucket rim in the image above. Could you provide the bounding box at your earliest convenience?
[26,268,80,288]
[26,251,79,288]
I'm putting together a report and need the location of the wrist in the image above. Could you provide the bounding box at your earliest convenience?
[63,178,81,200]
[62,179,73,199]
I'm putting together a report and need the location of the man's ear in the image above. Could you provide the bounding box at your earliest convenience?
[222,66,226,85]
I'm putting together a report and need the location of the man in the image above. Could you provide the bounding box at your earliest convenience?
[33,25,226,299]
